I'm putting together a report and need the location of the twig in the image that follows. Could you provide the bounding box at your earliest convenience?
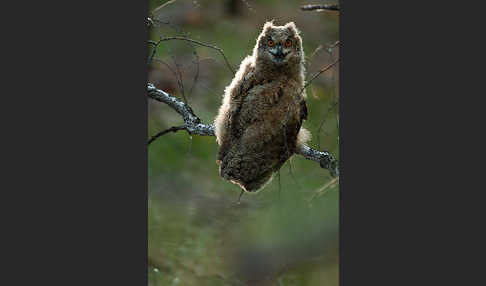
[303,58,340,90]
[301,4,339,11]
[189,51,200,97]
[287,159,302,190]
[148,83,339,177]
[157,34,187,103]
[148,126,185,145]
[152,0,177,15]
[317,101,338,150]
[308,45,323,63]
[148,39,162,65]
[150,20,201,99]
[308,177,339,204]
[159,36,235,75]
[152,58,179,82]
[327,40,340,52]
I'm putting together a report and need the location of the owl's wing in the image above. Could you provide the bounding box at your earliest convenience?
[217,75,257,162]
[228,76,260,137]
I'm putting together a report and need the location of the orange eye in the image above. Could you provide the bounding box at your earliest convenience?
[285,40,292,47]
[267,40,275,47]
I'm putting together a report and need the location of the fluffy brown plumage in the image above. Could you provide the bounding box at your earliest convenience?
[214,21,311,193]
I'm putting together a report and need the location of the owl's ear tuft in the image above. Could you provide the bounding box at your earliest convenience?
[285,22,300,35]
[262,20,274,33]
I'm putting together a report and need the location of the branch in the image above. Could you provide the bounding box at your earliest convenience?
[301,4,339,11]
[148,83,215,137]
[148,83,339,177]
[158,36,235,75]
[327,40,340,53]
[152,0,177,14]
[304,58,340,90]
[317,101,338,150]
[147,126,185,145]
[296,144,339,177]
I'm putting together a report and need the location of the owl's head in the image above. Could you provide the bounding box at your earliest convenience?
[254,21,304,68]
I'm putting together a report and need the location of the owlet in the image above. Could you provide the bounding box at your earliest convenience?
[214,21,310,193]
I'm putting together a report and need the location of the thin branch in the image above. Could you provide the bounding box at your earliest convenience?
[156,34,187,103]
[189,50,200,97]
[308,177,339,204]
[308,45,323,62]
[151,58,179,81]
[148,126,185,145]
[159,36,235,75]
[303,58,340,90]
[287,159,302,191]
[301,4,339,11]
[317,101,338,150]
[148,39,162,65]
[328,40,340,51]
[148,83,339,177]
[150,20,201,100]
[152,0,177,15]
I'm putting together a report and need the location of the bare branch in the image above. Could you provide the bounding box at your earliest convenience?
[150,22,200,102]
[304,58,340,90]
[308,177,339,204]
[296,144,339,177]
[189,51,200,97]
[317,101,338,150]
[308,44,324,63]
[148,39,162,65]
[152,0,177,15]
[159,36,235,75]
[148,83,215,137]
[152,58,179,82]
[148,83,339,177]
[301,4,339,11]
[328,40,340,50]
[148,126,186,145]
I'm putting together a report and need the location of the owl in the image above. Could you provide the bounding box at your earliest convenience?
[214,21,311,193]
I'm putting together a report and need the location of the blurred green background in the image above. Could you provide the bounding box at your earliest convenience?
[148,1,339,285]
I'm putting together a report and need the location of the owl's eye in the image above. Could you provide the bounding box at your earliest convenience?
[285,39,292,47]
[267,40,275,47]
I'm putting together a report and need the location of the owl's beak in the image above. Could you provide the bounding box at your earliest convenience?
[275,45,284,58]
[271,44,286,62]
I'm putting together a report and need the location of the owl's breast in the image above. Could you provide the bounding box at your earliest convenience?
[240,85,301,147]
[249,80,301,120]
